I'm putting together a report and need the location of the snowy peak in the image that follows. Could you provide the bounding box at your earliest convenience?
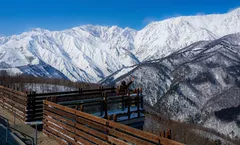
[133,8,240,61]
[0,25,139,82]
[1,8,240,82]
[229,7,240,15]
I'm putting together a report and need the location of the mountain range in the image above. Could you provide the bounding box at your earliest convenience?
[102,33,240,139]
[1,8,240,82]
[1,7,240,141]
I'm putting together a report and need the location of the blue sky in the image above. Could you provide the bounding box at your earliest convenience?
[0,0,240,35]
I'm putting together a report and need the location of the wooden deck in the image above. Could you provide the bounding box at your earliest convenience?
[0,85,184,145]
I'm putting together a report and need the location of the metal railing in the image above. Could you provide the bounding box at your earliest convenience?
[0,116,34,145]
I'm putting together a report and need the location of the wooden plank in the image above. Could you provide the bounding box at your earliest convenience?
[75,110,107,125]
[109,121,184,145]
[2,86,27,97]
[30,87,115,97]
[76,117,107,133]
[44,100,76,115]
[75,121,107,140]
[108,128,154,145]
[107,136,131,145]
[2,93,27,106]
[2,101,25,115]
[45,105,75,120]
[44,124,76,144]
[74,136,92,145]
[2,98,25,112]
[45,115,75,133]
[2,88,27,100]
[2,89,27,100]
[44,110,75,126]
[74,129,109,145]
[45,99,108,125]
[43,129,68,145]
[2,103,25,121]
[45,120,75,141]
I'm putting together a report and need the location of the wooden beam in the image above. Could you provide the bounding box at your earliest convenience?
[107,136,131,145]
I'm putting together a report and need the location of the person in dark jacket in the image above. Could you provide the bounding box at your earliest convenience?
[117,77,134,94]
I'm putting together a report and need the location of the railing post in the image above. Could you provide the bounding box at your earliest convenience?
[121,95,124,111]
[167,129,171,139]
[80,105,84,111]
[79,88,82,95]
[113,114,117,122]
[127,92,130,120]
[100,87,103,116]
[140,88,143,109]
[137,88,140,118]
[104,92,108,119]
[33,91,36,121]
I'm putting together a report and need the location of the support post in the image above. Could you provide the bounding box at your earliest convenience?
[32,91,36,121]
[127,92,130,120]
[34,125,38,145]
[113,114,117,122]
[121,95,124,111]
[79,88,82,95]
[140,88,143,109]
[104,92,108,119]
[80,105,84,111]
[137,88,140,117]
[100,87,103,116]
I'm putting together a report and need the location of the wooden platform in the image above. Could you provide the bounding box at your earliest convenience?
[0,85,145,128]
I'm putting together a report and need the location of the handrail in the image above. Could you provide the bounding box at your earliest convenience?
[27,87,116,97]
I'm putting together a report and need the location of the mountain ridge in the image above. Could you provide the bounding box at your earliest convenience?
[102,33,240,139]
[1,8,240,82]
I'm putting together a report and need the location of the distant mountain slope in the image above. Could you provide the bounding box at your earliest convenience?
[0,26,139,82]
[102,33,240,139]
[134,8,240,61]
[1,8,240,82]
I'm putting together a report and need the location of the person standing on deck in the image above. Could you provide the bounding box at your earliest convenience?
[117,77,134,95]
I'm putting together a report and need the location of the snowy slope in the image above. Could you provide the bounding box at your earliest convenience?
[1,8,240,82]
[102,33,240,139]
[134,8,240,61]
[0,26,139,82]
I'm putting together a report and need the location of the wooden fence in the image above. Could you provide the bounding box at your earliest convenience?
[0,85,27,122]
[43,100,184,145]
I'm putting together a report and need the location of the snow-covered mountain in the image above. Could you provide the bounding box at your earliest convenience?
[0,26,139,82]
[102,33,240,139]
[1,8,240,82]
[134,8,240,61]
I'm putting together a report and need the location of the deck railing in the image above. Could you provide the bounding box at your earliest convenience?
[43,100,184,145]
